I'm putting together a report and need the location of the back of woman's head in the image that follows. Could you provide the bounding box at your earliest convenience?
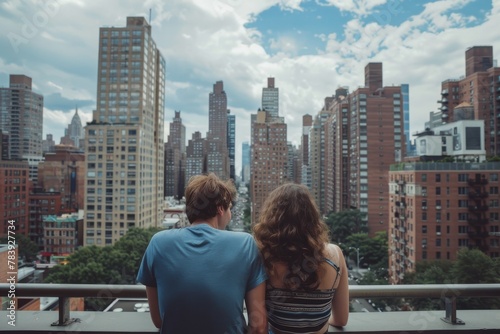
[253,183,329,290]
[185,173,236,223]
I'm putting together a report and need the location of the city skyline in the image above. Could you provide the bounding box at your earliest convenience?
[1,0,500,173]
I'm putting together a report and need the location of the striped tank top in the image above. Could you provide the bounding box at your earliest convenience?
[265,258,340,334]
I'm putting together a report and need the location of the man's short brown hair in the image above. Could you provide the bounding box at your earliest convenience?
[185,173,237,223]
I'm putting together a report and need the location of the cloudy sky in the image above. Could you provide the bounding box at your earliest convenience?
[1,0,500,173]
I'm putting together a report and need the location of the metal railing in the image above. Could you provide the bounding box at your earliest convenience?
[1,283,500,327]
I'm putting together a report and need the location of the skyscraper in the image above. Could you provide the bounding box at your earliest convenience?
[227,112,235,180]
[250,78,288,224]
[84,17,165,246]
[0,75,44,181]
[262,77,279,118]
[207,81,230,179]
[311,64,406,234]
[164,111,186,199]
[300,114,313,188]
[438,46,500,156]
[185,131,206,185]
[63,108,85,150]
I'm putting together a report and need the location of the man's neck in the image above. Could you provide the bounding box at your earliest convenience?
[191,217,219,229]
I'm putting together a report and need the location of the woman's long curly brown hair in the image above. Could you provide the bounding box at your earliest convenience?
[253,183,330,291]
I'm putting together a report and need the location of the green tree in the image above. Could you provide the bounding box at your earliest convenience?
[44,227,161,310]
[342,231,387,270]
[403,249,500,310]
[325,210,366,244]
[0,234,39,262]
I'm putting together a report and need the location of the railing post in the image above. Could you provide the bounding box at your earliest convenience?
[51,296,80,326]
[441,296,465,325]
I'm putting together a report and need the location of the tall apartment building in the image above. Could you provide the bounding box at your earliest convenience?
[389,119,499,283]
[300,114,313,188]
[323,88,350,214]
[250,109,288,224]
[84,17,165,246]
[438,46,500,155]
[185,131,206,185]
[227,113,235,180]
[164,111,186,198]
[0,75,44,182]
[262,77,279,118]
[309,64,405,234]
[206,81,230,179]
[348,63,405,234]
[309,106,332,213]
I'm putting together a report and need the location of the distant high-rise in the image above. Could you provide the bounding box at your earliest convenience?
[300,114,313,187]
[84,17,165,246]
[438,46,500,156]
[311,64,406,234]
[262,77,279,118]
[250,109,288,224]
[65,108,85,149]
[227,112,235,180]
[0,74,44,181]
[165,111,186,199]
[42,134,56,153]
[185,131,206,185]
[207,81,230,179]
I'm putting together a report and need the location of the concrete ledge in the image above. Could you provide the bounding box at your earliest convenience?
[1,310,499,333]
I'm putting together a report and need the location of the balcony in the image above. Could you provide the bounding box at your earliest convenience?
[468,191,489,199]
[468,205,489,212]
[468,178,488,186]
[468,231,490,239]
[468,217,489,225]
[1,283,500,333]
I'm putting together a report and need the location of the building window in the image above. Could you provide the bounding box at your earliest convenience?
[421,174,427,182]
[435,174,441,182]
[435,187,441,195]
[458,174,468,182]
[422,225,427,233]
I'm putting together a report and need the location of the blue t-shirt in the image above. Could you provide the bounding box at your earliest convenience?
[137,224,267,334]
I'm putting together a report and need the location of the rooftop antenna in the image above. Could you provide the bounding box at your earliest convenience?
[149,8,152,24]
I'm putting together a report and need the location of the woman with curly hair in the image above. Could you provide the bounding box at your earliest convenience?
[253,183,349,334]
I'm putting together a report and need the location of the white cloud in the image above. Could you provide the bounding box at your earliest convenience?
[316,0,389,16]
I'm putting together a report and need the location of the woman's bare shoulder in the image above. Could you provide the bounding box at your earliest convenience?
[324,243,343,263]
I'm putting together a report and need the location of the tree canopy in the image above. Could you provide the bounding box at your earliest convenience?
[324,209,367,244]
[403,248,500,310]
[0,233,39,262]
[45,227,161,285]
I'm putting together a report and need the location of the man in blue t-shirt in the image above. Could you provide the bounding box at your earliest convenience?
[137,173,267,334]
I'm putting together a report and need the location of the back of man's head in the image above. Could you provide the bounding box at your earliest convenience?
[185,173,236,223]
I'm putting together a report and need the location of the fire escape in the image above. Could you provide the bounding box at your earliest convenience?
[467,174,489,252]
[393,178,408,282]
